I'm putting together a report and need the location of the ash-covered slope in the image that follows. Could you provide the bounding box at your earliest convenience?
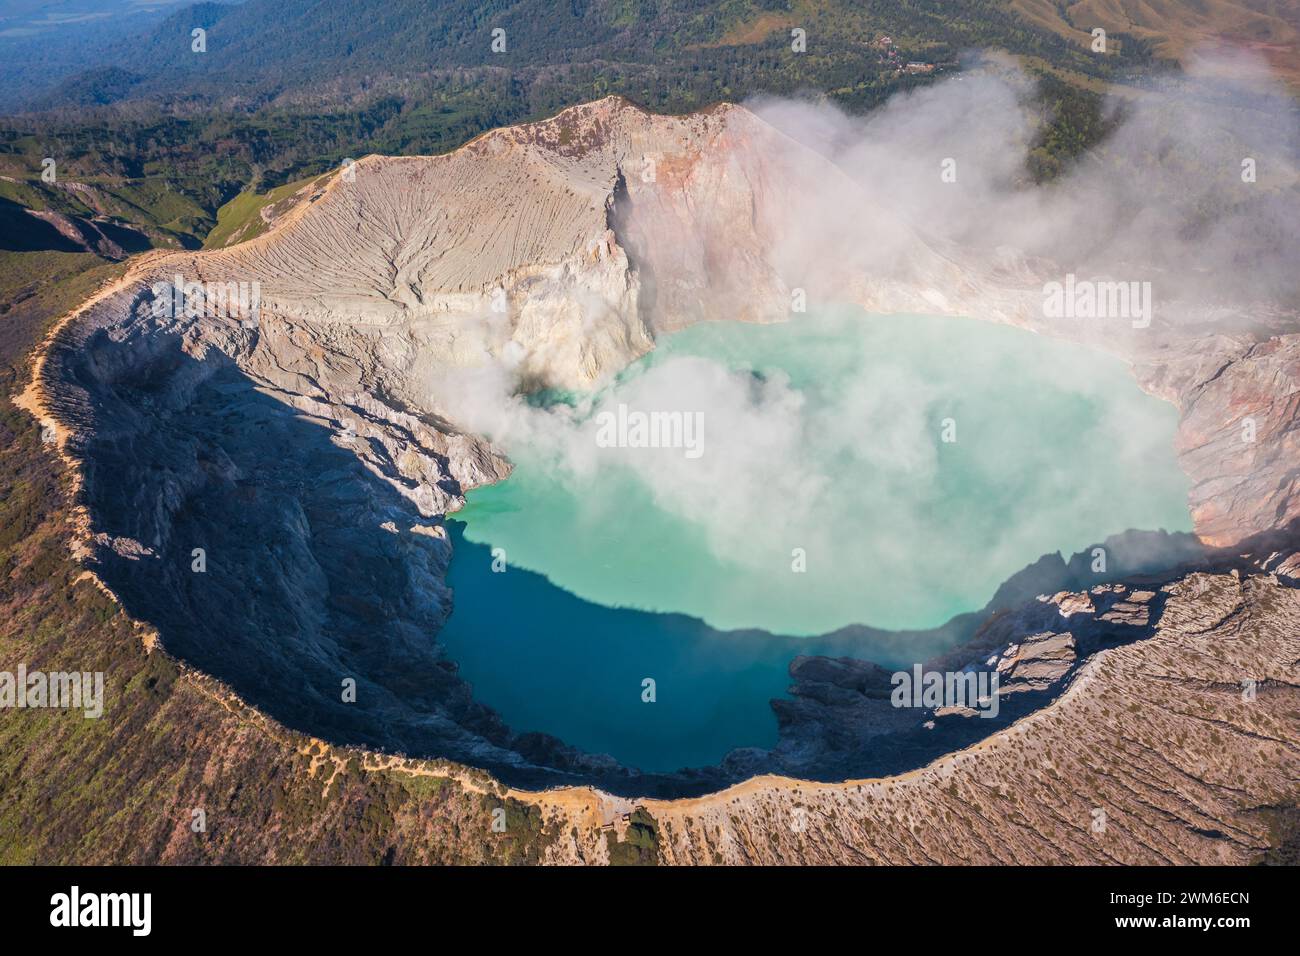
[25,97,1300,808]
[642,570,1300,864]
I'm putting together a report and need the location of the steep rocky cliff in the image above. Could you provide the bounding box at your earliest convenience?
[640,570,1300,864]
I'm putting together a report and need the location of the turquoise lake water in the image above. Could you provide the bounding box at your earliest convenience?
[436,312,1193,771]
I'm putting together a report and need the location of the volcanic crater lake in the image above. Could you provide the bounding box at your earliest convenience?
[436,312,1193,772]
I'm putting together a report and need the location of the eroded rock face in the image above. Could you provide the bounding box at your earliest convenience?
[29,97,1300,809]
[642,572,1300,865]
[1159,335,1300,545]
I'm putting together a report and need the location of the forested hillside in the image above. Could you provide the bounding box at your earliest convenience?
[1,0,1163,259]
[24,0,1158,111]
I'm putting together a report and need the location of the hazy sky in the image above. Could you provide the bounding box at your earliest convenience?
[0,0,197,36]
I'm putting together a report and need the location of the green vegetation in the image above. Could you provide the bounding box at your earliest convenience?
[0,163,210,251]
[0,0,1170,260]
[0,251,116,379]
[204,173,326,249]
[0,248,573,865]
[605,808,659,865]
[1256,805,1300,866]
[1026,72,1122,182]
[43,0,1161,111]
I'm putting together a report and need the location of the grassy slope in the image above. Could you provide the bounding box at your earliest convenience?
[0,173,210,250]
[0,252,657,864]
[203,173,329,249]
[1008,0,1300,83]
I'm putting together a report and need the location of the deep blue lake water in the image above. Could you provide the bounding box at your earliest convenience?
[436,313,1192,771]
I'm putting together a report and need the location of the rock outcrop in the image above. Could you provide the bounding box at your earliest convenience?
[637,571,1300,864]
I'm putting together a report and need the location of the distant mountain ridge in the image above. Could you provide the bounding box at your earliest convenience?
[11,0,1298,115]
[17,0,1162,112]
[0,0,241,112]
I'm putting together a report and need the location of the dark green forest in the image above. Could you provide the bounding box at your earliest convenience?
[0,0,1163,253]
